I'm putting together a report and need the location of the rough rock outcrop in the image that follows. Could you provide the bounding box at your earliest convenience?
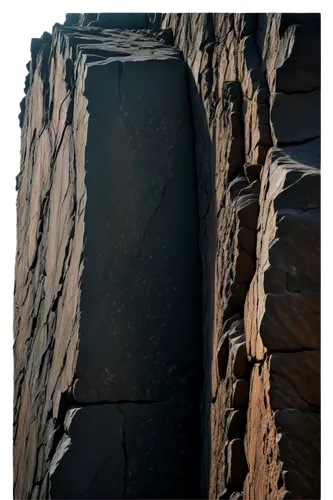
[14,17,202,500]
[161,13,320,500]
[14,12,320,500]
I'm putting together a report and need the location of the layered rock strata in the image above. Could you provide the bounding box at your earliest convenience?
[14,12,320,500]
[14,18,202,500]
[161,12,320,500]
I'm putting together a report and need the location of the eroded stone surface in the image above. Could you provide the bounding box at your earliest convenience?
[14,16,201,500]
[226,438,248,488]
[269,351,320,409]
[274,409,320,499]
[14,12,321,500]
[50,405,124,500]
[162,12,320,500]
[245,149,320,361]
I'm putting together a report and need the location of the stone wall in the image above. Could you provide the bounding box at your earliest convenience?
[161,13,320,500]
[14,12,320,500]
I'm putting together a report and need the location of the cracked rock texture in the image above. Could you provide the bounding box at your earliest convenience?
[14,12,320,500]
[161,12,320,500]
[14,15,201,500]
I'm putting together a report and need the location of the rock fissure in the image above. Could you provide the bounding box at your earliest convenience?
[137,184,167,256]
[116,405,129,499]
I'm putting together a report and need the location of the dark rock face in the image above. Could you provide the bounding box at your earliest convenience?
[14,19,201,500]
[75,55,201,405]
[14,12,320,500]
[96,13,150,29]
[226,438,248,488]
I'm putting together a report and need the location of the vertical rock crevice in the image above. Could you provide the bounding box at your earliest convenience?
[117,405,129,499]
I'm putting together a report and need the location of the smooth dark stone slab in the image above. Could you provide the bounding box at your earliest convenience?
[74,55,202,404]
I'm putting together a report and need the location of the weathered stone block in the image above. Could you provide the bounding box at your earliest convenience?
[269,351,320,409]
[245,148,320,360]
[14,25,202,500]
[74,55,201,404]
[50,406,124,499]
[275,24,320,93]
[232,342,248,379]
[226,410,246,441]
[226,438,248,487]
[271,90,320,144]
[274,409,320,499]
[232,379,249,409]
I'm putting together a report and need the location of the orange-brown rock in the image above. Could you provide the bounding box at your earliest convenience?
[162,12,320,500]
